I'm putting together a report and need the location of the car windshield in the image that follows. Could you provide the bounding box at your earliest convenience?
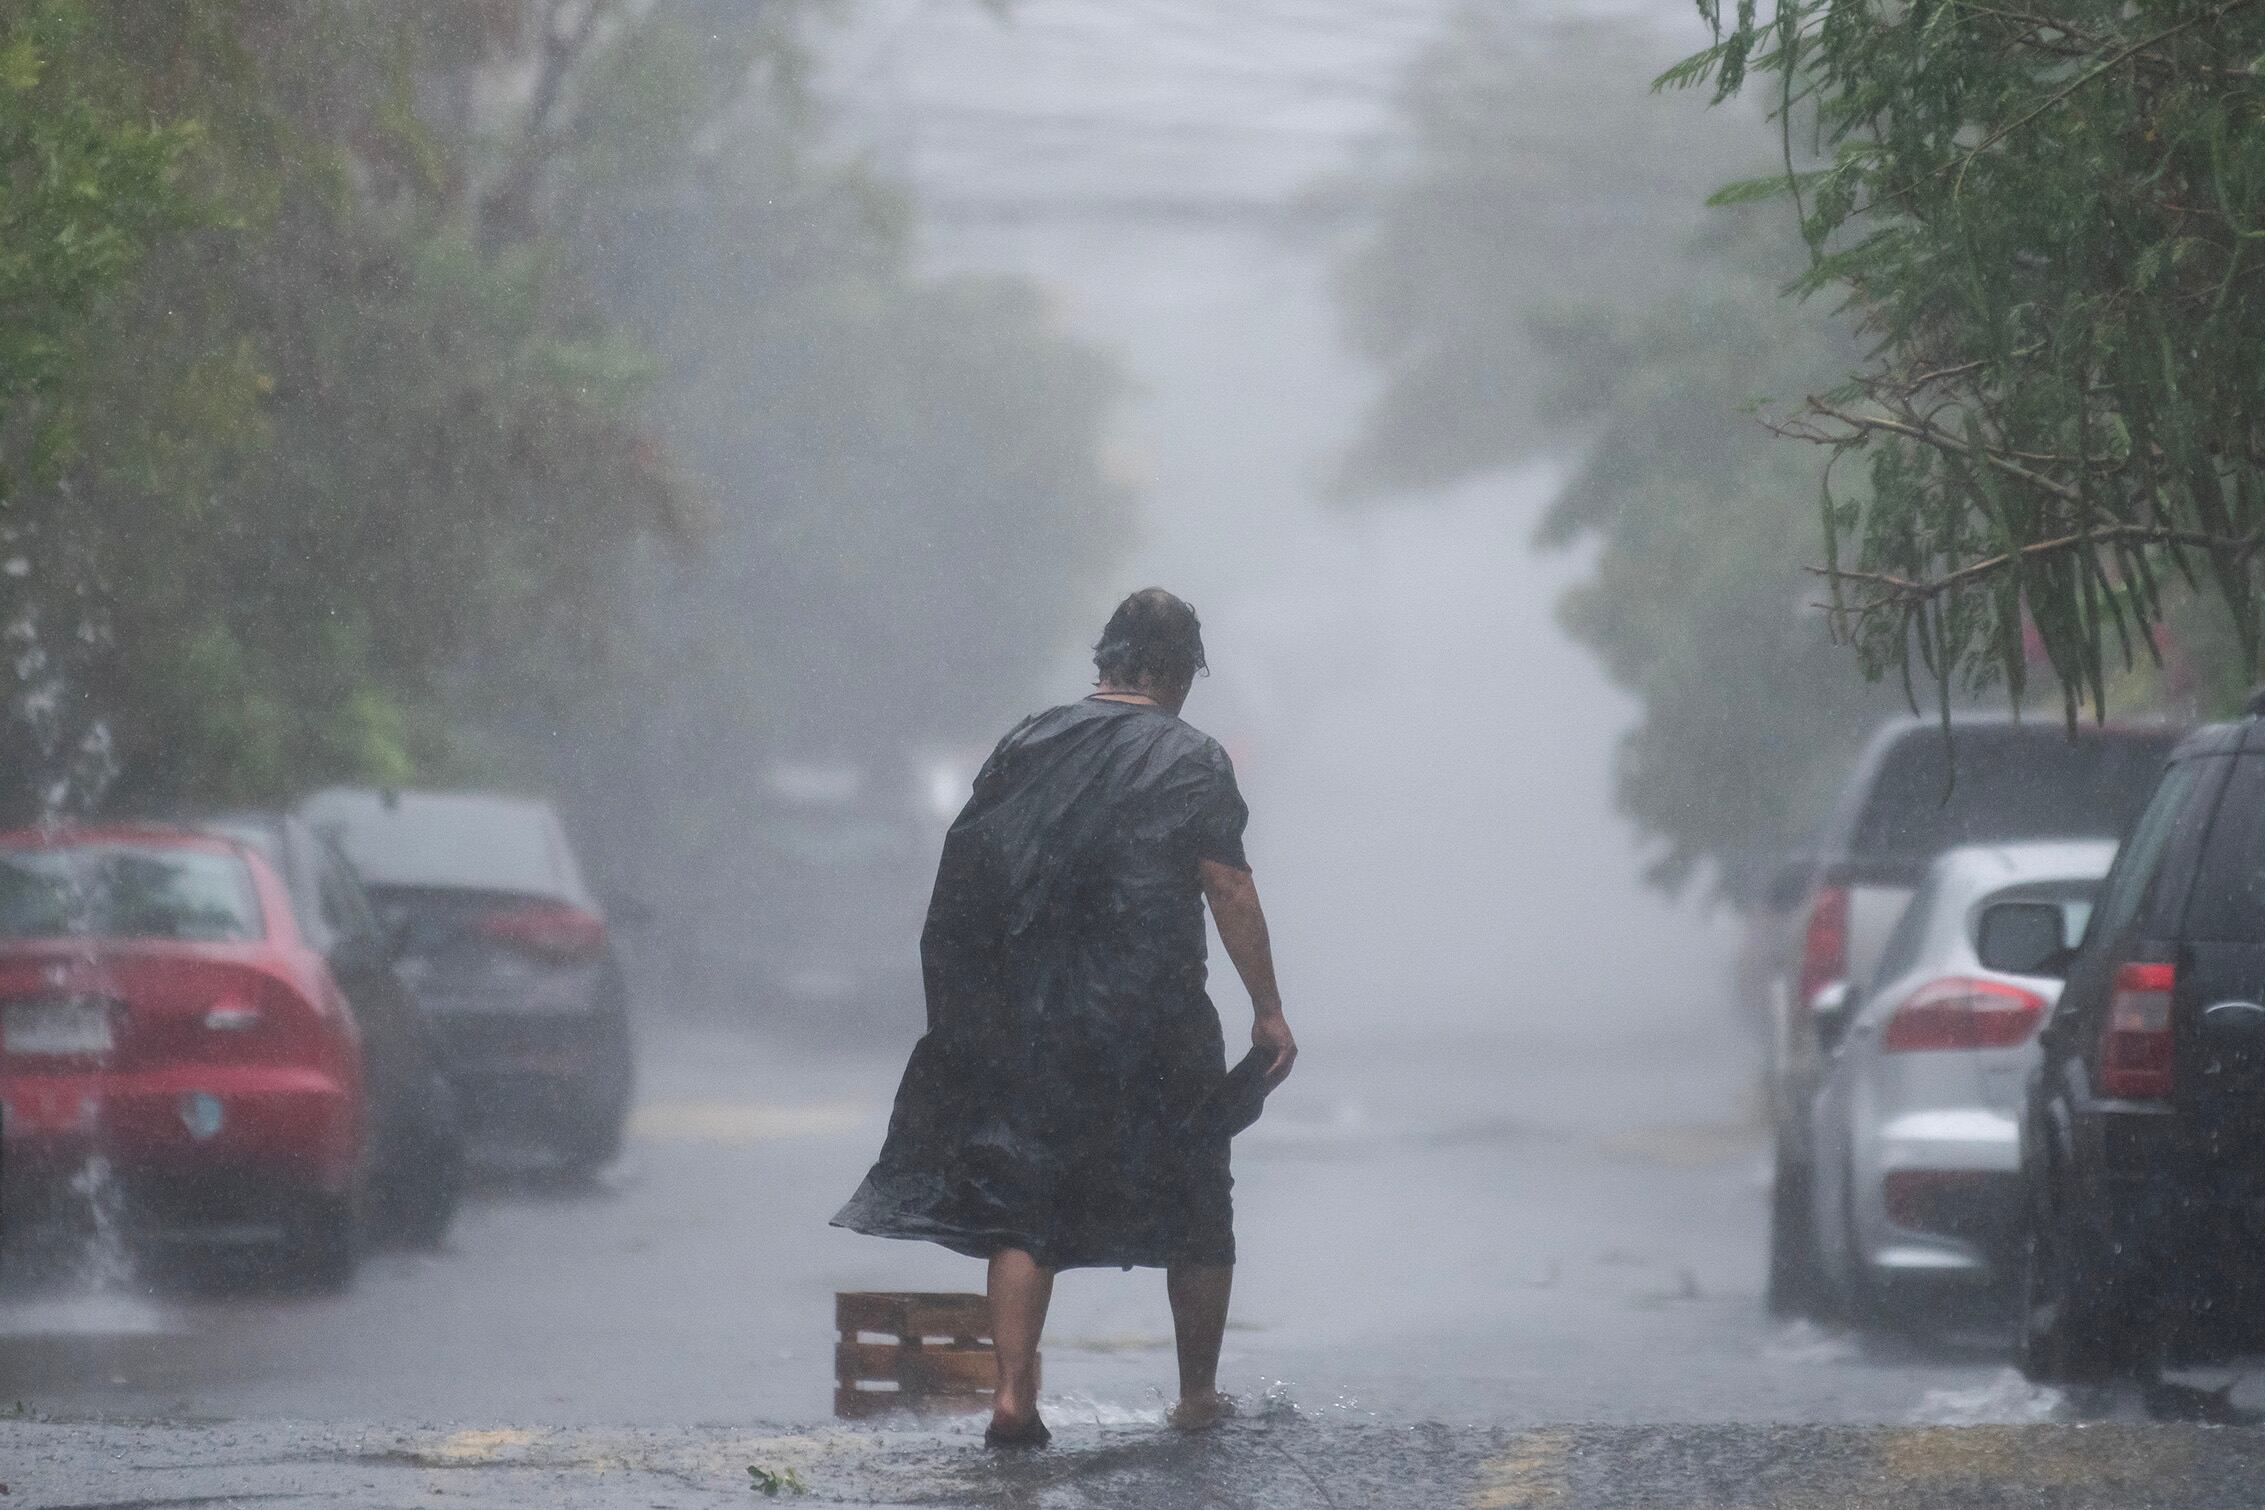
[305,794,573,898]
[0,843,264,942]
[1849,731,2176,862]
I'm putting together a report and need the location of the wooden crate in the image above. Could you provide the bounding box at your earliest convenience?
[834,1291,1035,1419]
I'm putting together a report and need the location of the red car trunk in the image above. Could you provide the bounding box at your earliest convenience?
[0,834,365,1216]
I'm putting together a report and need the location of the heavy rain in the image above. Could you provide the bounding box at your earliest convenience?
[3,1,2264,1506]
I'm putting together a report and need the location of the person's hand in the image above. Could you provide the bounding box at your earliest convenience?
[1253,1012,1297,1087]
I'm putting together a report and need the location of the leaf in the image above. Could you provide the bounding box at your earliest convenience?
[1706,173,1808,206]
[747,1464,807,1497]
[1652,49,1726,91]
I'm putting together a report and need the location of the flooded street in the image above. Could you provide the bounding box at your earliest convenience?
[0,1016,2016,1428]
[17,1015,2256,1506]
[7,0,2265,1504]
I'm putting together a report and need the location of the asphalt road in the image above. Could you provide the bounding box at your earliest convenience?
[4,1009,2262,1505]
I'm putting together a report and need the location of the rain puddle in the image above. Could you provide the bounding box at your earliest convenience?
[1035,1391,1171,1428]
[1763,1318,1864,1365]
[0,1289,175,1338]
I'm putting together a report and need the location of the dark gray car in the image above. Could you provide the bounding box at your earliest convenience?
[299,788,633,1174]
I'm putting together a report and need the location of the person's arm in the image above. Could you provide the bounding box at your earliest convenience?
[1199,858,1296,1085]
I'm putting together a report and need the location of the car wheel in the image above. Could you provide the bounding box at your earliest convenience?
[1767,1146,1827,1318]
[555,1113,625,1178]
[279,1192,359,1293]
[1839,1211,1919,1335]
[2017,1180,2126,1383]
[385,1077,466,1248]
[390,1128,466,1249]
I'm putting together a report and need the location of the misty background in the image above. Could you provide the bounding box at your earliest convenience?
[804,0,1742,1039]
[0,0,1857,1043]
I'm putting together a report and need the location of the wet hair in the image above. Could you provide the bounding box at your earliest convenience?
[1093,587,1207,688]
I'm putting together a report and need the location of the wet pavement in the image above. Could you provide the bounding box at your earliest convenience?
[16,1415,2265,1507]
[4,1015,2264,1504]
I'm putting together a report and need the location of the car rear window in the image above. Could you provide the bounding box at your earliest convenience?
[1848,729,2176,863]
[0,844,264,942]
[305,793,575,899]
[2180,755,2265,941]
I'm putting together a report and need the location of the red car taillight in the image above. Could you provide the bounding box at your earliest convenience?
[2099,960,2175,1099]
[1797,884,1850,1010]
[1881,977,2047,1052]
[480,900,607,963]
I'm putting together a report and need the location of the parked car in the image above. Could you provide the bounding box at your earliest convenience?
[1763,716,2182,1314]
[2016,706,2265,1380]
[1810,840,2113,1326]
[198,811,463,1247]
[0,825,365,1285]
[299,788,633,1172]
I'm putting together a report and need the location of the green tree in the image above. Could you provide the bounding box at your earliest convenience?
[1533,220,1888,890]
[480,7,1129,958]
[0,2,683,814]
[1335,4,1892,891]
[1675,0,2265,723]
[0,0,197,505]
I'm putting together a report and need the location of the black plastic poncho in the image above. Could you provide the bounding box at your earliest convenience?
[832,697,1250,1271]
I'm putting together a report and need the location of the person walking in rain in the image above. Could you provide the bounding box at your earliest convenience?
[833,587,1297,1447]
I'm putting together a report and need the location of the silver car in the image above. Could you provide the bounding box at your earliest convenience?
[1809,839,2113,1324]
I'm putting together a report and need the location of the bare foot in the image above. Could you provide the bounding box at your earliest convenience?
[984,1411,1051,1449]
[1167,1390,1239,1431]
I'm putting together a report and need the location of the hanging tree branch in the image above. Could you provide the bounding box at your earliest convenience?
[1673,0,2265,718]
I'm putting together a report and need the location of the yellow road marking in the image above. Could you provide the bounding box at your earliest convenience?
[1873,1425,2193,1491]
[1469,1429,1571,1507]
[419,1427,539,1464]
[629,1097,870,1143]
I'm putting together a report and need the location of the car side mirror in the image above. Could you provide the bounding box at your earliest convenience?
[1811,980,1856,1052]
[1978,900,2073,978]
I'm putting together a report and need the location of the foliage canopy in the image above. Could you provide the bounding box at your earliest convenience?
[0,0,1127,845]
[0,0,199,506]
[1675,0,2265,723]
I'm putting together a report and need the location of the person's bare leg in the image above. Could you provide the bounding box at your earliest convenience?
[988,1248,1054,1435]
[1166,1263,1234,1428]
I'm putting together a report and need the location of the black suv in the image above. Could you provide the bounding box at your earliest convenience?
[2014,707,2265,1379]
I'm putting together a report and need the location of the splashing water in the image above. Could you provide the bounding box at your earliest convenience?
[4,564,132,1298]
[1908,1367,2065,1425]
[1035,1391,1170,1428]
[67,1156,136,1294]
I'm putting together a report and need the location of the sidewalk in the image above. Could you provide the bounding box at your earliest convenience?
[9,1413,2265,1508]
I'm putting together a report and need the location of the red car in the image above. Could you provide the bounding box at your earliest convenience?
[0,825,365,1286]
